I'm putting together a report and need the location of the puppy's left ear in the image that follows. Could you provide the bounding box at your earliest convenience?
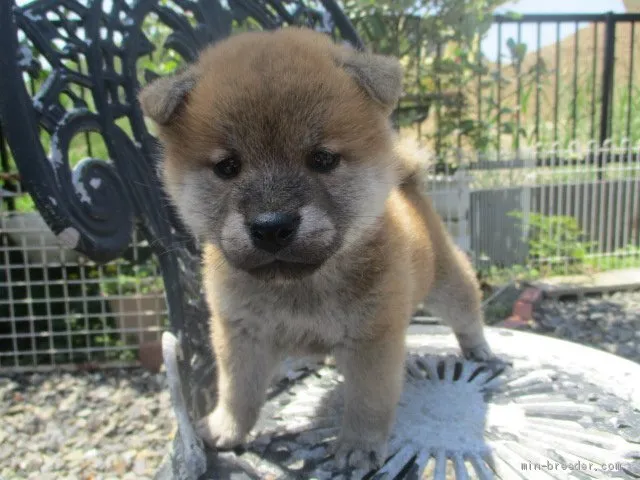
[340,49,403,111]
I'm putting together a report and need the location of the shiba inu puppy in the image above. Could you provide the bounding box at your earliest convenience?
[139,27,494,471]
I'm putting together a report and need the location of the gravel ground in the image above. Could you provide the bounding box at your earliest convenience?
[529,289,640,364]
[1,290,638,479]
[0,369,176,480]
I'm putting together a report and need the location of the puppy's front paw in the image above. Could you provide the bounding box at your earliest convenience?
[461,339,495,362]
[455,330,497,362]
[460,339,511,370]
[332,434,387,472]
[196,406,247,449]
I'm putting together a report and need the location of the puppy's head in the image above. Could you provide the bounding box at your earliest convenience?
[139,28,403,281]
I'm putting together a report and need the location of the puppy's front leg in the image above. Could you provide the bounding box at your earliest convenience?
[333,331,406,471]
[197,317,279,449]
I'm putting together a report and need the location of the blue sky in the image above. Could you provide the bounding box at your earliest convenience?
[482,0,627,61]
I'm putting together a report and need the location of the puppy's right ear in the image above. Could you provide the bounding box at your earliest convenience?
[138,67,198,125]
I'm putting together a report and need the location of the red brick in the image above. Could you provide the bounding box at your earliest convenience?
[499,315,530,329]
[519,287,543,305]
[513,299,534,320]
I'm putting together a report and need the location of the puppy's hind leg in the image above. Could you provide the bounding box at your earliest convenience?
[426,248,495,362]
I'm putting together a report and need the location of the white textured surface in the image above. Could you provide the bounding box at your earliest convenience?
[162,332,207,480]
[49,136,62,166]
[394,356,494,456]
[238,326,640,479]
[74,180,91,204]
[406,326,640,408]
[56,226,80,249]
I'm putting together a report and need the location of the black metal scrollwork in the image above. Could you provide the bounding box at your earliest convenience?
[0,0,361,258]
[0,0,363,467]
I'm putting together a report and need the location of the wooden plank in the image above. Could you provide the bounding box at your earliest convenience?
[530,268,640,297]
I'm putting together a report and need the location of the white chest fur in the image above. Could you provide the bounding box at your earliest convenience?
[211,269,377,354]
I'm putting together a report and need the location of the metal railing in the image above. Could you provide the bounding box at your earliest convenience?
[402,12,640,163]
[494,12,639,149]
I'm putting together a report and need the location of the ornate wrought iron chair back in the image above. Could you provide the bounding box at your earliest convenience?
[0,0,363,468]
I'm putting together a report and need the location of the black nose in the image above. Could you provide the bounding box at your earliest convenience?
[249,212,301,253]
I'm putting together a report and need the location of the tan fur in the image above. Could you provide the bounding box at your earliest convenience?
[139,27,494,471]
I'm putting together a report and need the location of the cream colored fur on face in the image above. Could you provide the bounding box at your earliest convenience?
[139,27,496,472]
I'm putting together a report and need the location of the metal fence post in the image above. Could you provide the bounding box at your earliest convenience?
[598,12,616,178]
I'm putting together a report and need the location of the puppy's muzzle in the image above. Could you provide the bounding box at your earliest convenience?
[248,211,301,253]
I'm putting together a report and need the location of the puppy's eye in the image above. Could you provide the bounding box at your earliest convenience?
[213,155,241,179]
[308,149,341,173]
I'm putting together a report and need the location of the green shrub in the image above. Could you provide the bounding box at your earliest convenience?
[508,211,597,276]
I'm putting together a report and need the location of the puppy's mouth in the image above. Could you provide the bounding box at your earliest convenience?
[246,259,324,280]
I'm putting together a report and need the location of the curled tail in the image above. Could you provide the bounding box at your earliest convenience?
[394,137,434,190]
